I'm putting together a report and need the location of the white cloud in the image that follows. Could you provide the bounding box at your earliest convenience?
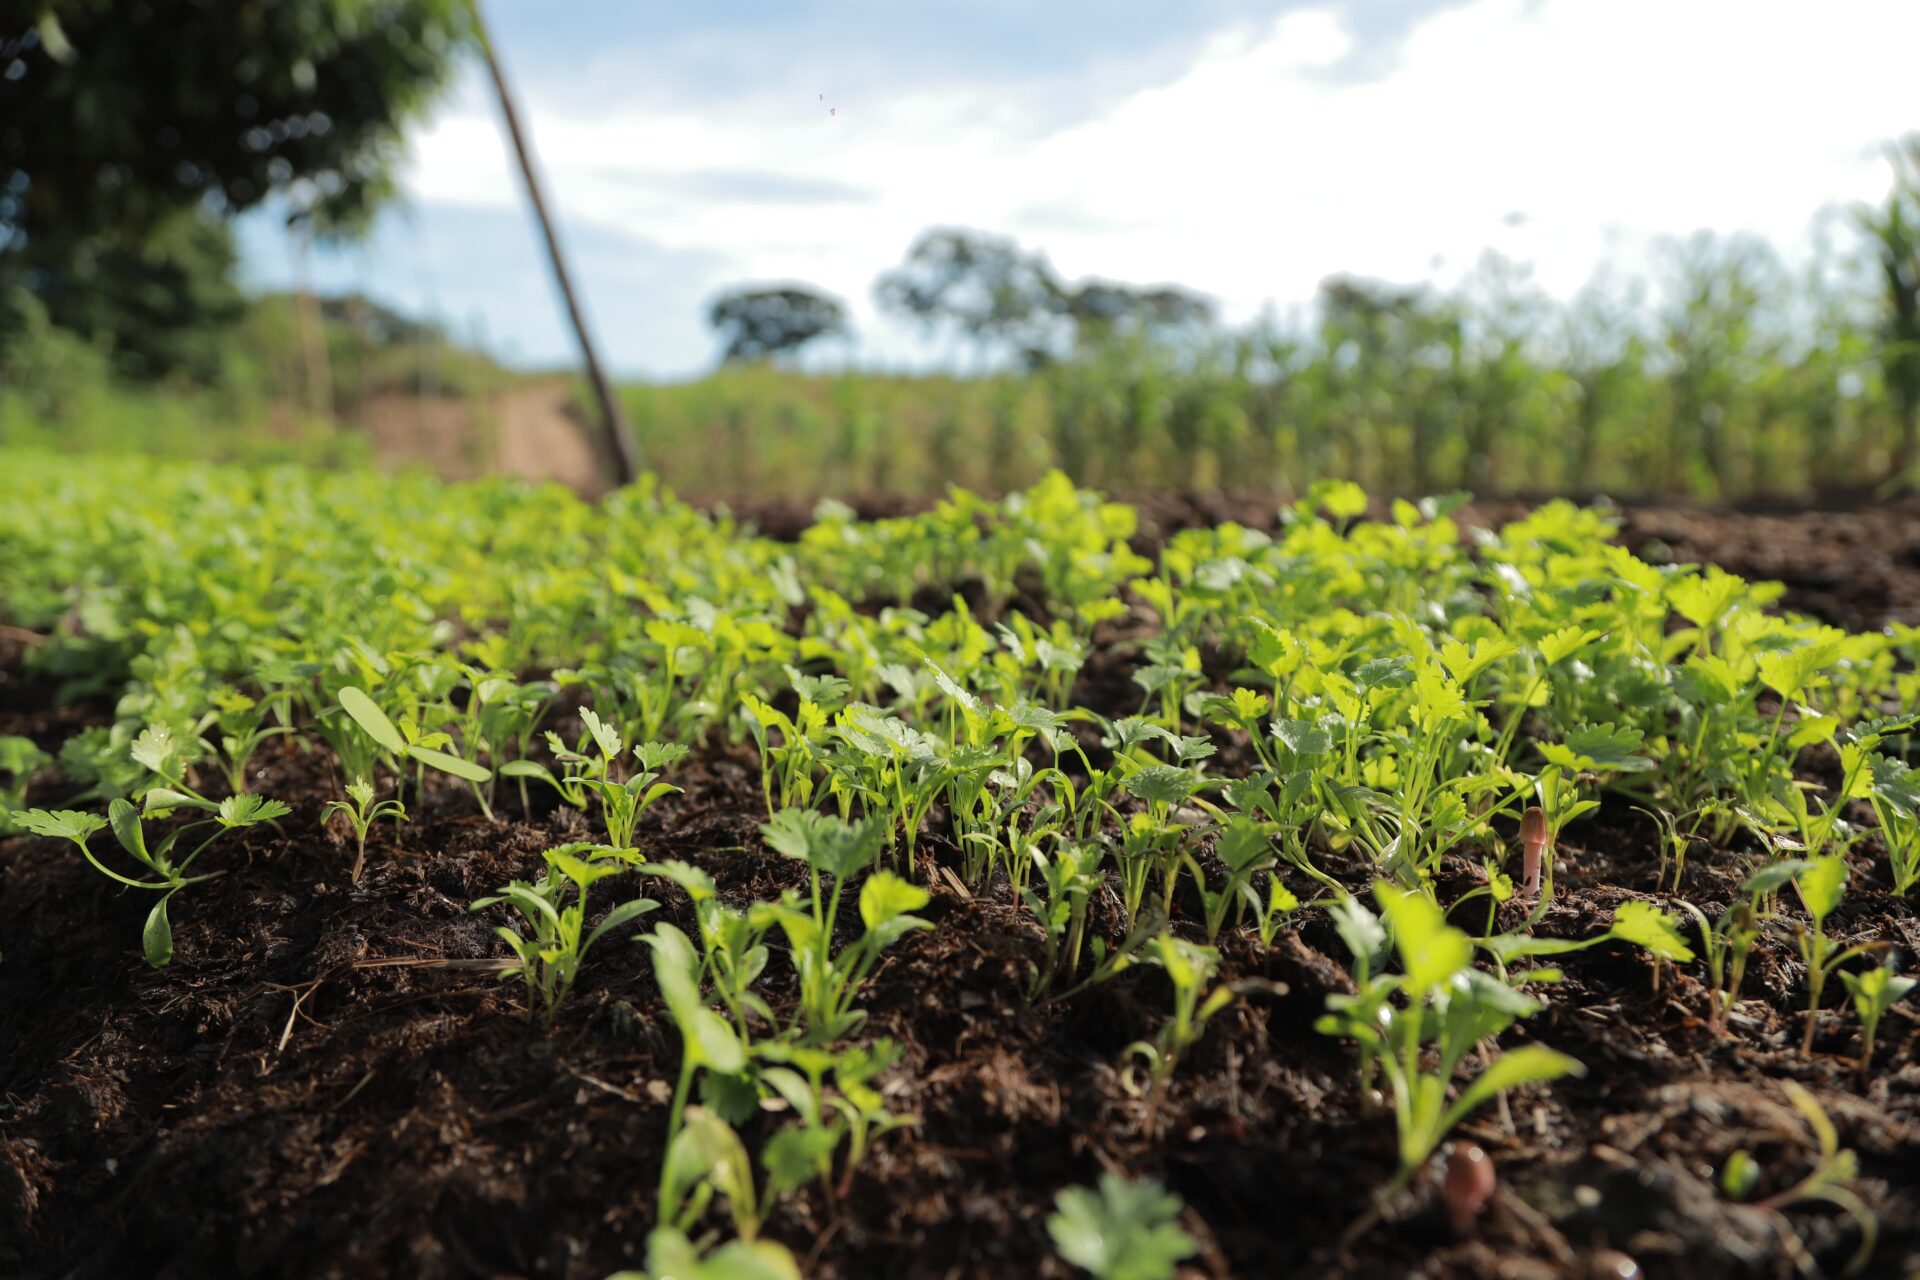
[390,0,1920,373]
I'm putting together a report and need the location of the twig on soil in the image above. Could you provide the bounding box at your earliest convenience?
[333,1068,376,1111]
[567,1068,646,1105]
[265,976,328,1054]
[350,956,514,972]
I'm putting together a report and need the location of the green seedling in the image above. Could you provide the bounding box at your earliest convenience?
[1674,860,1801,1029]
[534,707,684,851]
[1478,899,1697,971]
[1186,816,1278,942]
[638,859,776,1038]
[1255,875,1303,947]
[1723,1081,1879,1277]
[0,736,53,831]
[12,794,287,966]
[760,809,932,1042]
[1790,855,1876,1054]
[646,920,751,1193]
[1047,1172,1197,1280]
[1318,883,1584,1219]
[608,1227,801,1280]
[825,704,952,873]
[199,687,295,794]
[470,843,657,1018]
[758,1038,915,1204]
[1022,840,1103,999]
[338,685,495,815]
[740,665,849,816]
[1839,963,1914,1068]
[1867,751,1920,895]
[1114,761,1209,927]
[322,778,408,882]
[655,1106,769,1244]
[1517,768,1599,923]
[1122,935,1234,1097]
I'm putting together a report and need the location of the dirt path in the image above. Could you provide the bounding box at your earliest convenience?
[491,382,608,496]
[358,382,606,494]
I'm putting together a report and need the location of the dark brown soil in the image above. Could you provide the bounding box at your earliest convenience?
[5,501,1920,1280]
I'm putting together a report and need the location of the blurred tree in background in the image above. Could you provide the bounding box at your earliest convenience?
[1858,138,1920,477]
[0,0,468,379]
[707,286,849,363]
[875,229,1069,370]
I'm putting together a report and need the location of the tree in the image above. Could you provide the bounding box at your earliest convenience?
[1,0,468,380]
[1065,281,1215,346]
[707,285,849,363]
[30,207,247,383]
[1857,136,1920,482]
[1,1,469,249]
[875,229,1066,369]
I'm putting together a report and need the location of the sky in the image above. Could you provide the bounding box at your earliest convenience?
[236,0,1920,379]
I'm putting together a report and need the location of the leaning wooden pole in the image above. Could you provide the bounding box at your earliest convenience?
[471,2,640,487]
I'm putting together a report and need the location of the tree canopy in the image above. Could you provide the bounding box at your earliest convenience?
[873,228,1217,369]
[707,285,849,362]
[2,1,470,249]
[1,1,468,380]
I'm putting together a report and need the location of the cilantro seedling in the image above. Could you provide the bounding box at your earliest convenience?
[1790,854,1876,1055]
[1022,840,1103,999]
[322,778,407,882]
[1047,1172,1197,1280]
[337,685,495,815]
[470,843,658,1019]
[1839,962,1913,1068]
[11,794,286,967]
[537,707,685,851]
[0,736,51,832]
[607,1226,801,1280]
[1674,860,1797,1030]
[1122,935,1234,1097]
[646,922,750,1158]
[200,687,295,794]
[1318,883,1584,1214]
[1867,751,1920,895]
[656,1106,768,1243]
[757,1037,914,1204]
[637,859,776,1037]
[759,809,932,1042]
[1725,1081,1879,1277]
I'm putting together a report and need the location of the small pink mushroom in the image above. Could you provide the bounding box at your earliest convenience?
[1519,806,1549,899]
[1444,1142,1496,1235]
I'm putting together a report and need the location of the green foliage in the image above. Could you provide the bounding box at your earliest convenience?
[1122,935,1234,1095]
[1839,962,1914,1067]
[709,285,849,362]
[1726,1082,1880,1276]
[760,809,932,1042]
[1790,854,1873,1055]
[471,844,657,1019]
[5,450,1915,1256]
[2,0,469,246]
[608,1227,801,1280]
[0,735,52,833]
[11,789,284,966]
[321,778,407,882]
[1318,884,1584,1200]
[646,920,749,1150]
[541,708,685,849]
[1047,1172,1197,1280]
